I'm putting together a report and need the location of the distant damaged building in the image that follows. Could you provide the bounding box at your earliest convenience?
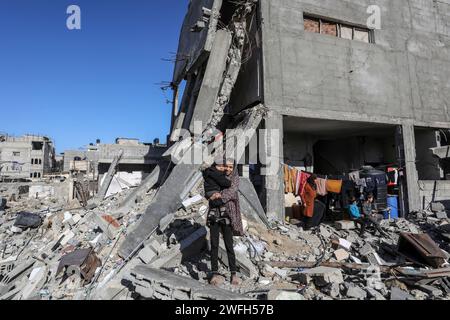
[0,134,56,181]
[168,0,450,220]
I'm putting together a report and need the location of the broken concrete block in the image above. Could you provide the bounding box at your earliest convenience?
[89,213,120,240]
[319,225,332,239]
[359,243,375,256]
[272,267,288,279]
[151,227,207,268]
[20,266,48,300]
[11,226,22,233]
[299,267,344,287]
[335,221,356,230]
[182,194,204,210]
[334,249,350,262]
[138,245,157,264]
[332,238,352,251]
[127,265,250,300]
[366,288,386,300]
[431,202,446,213]
[416,284,443,297]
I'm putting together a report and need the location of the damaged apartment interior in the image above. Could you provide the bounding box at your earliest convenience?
[1,0,450,301]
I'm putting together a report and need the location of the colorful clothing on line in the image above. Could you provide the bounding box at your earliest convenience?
[316,178,328,196]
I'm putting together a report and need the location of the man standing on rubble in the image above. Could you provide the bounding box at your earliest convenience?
[205,158,244,287]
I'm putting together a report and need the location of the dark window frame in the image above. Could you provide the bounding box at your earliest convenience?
[303,14,375,44]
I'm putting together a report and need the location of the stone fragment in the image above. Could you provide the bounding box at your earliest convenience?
[138,245,157,264]
[346,285,367,300]
[298,267,344,287]
[334,249,350,262]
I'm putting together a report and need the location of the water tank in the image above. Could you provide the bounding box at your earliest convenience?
[360,167,388,210]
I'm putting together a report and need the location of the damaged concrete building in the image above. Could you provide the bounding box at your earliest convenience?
[0,134,56,181]
[169,0,450,219]
[62,138,167,203]
[63,138,166,178]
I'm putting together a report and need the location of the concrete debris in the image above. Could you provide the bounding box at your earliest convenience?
[334,249,350,262]
[298,267,344,287]
[431,202,446,213]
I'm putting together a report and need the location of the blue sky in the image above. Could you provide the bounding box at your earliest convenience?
[0,0,187,153]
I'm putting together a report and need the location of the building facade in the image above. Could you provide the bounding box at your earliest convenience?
[170,0,450,219]
[0,134,56,181]
[63,138,167,178]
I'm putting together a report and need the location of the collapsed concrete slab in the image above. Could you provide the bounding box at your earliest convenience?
[127,265,251,300]
[238,177,270,227]
[189,29,232,134]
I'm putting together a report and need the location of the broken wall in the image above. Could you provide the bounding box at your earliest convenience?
[229,1,263,115]
[418,180,450,210]
[172,0,220,85]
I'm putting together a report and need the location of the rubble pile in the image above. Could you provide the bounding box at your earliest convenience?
[1,177,450,301]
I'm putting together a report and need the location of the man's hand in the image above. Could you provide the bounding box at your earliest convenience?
[210,193,222,200]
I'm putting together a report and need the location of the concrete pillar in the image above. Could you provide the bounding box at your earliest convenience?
[402,124,421,212]
[263,111,285,221]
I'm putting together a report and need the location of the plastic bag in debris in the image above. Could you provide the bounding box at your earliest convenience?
[14,211,43,229]
[246,238,266,257]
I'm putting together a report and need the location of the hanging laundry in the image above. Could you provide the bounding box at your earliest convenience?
[290,167,298,195]
[316,178,328,196]
[301,182,317,218]
[326,179,343,194]
[295,170,301,196]
[283,165,292,193]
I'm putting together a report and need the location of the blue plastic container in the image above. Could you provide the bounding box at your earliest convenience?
[387,195,399,220]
